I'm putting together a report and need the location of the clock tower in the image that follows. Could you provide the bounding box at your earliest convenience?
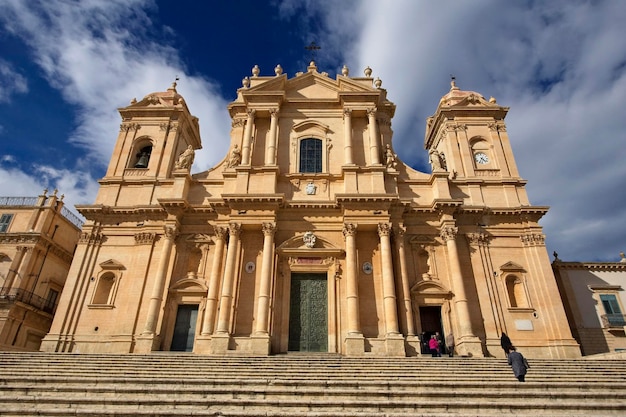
[425,79,528,208]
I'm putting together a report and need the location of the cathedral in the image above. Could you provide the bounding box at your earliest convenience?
[40,62,581,358]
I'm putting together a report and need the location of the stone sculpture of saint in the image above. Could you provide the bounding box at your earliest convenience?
[429,149,444,172]
[228,145,241,168]
[174,145,195,170]
[385,144,397,169]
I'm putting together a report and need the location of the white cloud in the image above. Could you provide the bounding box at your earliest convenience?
[0,58,28,102]
[304,0,626,261]
[0,0,231,209]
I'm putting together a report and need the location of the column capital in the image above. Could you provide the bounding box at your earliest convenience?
[262,222,276,236]
[269,108,279,117]
[164,225,178,240]
[246,109,256,118]
[366,107,377,117]
[466,232,490,246]
[228,222,242,237]
[212,225,228,240]
[342,223,357,238]
[440,225,458,241]
[520,232,545,246]
[343,108,353,118]
[377,222,392,237]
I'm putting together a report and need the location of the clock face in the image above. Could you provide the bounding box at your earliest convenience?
[474,152,489,164]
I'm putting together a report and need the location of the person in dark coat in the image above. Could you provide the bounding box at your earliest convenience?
[500,332,512,356]
[507,346,529,382]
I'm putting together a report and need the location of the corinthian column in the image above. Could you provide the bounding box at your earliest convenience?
[367,108,381,165]
[343,223,361,334]
[343,108,354,165]
[201,226,227,335]
[440,225,474,342]
[255,222,276,334]
[215,223,241,334]
[396,227,415,336]
[378,223,400,335]
[265,109,279,165]
[143,225,177,335]
[241,109,256,165]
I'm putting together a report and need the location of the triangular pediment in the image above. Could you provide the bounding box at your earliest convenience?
[99,259,126,270]
[499,261,526,272]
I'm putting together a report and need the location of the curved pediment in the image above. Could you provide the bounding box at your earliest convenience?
[411,279,451,297]
[292,120,331,134]
[170,276,208,292]
[277,231,344,258]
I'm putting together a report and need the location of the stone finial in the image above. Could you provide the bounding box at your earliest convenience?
[242,77,250,88]
[342,65,349,76]
[489,96,497,104]
[450,76,459,91]
[130,98,137,104]
[274,64,283,76]
[308,61,317,72]
[374,77,382,89]
[620,252,626,263]
[364,66,372,77]
[252,65,260,77]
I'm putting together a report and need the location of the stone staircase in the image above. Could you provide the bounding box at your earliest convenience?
[0,352,625,416]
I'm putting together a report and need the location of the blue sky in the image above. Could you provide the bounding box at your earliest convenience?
[0,0,625,262]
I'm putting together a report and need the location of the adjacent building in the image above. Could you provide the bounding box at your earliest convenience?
[553,253,626,355]
[0,190,82,350]
[41,63,581,358]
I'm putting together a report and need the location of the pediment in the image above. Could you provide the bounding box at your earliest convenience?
[449,93,494,107]
[99,259,126,270]
[411,279,451,296]
[499,261,526,272]
[278,232,338,251]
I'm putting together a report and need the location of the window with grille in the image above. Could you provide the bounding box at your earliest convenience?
[0,214,13,233]
[299,138,322,173]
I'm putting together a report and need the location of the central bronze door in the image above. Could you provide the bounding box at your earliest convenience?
[288,273,328,352]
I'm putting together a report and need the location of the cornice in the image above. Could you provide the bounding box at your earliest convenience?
[553,261,626,271]
[76,204,167,222]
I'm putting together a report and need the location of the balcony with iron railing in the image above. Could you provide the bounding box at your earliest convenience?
[0,196,84,229]
[601,314,626,328]
[0,288,57,315]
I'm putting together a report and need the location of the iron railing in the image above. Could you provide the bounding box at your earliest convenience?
[0,196,84,229]
[601,314,626,328]
[0,288,57,315]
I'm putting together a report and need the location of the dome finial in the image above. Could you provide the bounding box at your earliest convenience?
[450,74,459,91]
[169,76,179,91]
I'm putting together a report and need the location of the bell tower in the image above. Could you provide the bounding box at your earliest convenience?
[95,81,202,207]
[424,79,529,207]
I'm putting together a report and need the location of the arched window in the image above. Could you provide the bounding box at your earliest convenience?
[133,144,152,168]
[299,138,322,173]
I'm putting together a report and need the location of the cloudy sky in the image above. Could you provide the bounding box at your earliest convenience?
[0,0,624,262]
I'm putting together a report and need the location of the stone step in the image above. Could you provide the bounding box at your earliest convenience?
[0,352,625,416]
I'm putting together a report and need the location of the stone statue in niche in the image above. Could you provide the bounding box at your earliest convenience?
[174,145,195,170]
[227,144,241,168]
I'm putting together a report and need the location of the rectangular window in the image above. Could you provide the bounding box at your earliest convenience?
[0,214,13,233]
[299,138,322,173]
[600,294,625,326]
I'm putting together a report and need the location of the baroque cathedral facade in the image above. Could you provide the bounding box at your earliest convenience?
[41,62,580,358]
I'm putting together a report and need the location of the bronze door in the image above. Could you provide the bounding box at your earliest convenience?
[288,273,327,352]
[171,304,198,352]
